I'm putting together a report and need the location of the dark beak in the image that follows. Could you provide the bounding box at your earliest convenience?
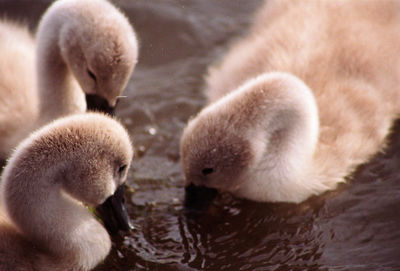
[96,185,133,234]
[86,94,118,116]
[184,183,218,210]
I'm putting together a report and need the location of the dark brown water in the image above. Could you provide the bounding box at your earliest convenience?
[2,1,400,270]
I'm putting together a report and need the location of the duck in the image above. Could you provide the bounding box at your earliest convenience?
[0,0,138,159]
[0,112,133,270]
[180,0,400,203]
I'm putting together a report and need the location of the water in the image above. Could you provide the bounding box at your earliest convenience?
[1,1,400,270]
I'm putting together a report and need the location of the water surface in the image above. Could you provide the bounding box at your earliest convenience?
[1,1,400,270]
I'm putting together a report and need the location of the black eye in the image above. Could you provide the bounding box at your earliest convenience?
[118,164,127,175]
[202,168,214,176]
[87,69,97,82]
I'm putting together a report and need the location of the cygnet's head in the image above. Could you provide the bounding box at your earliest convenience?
[3,112,133,211]
[52,113,134,206]
[57,0,138,107]
[180,96,255,192]
[180,73,319,202]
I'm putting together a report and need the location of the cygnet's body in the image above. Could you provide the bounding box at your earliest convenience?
[0,21,37,160]
[0,0,138,159]
[180,1,400,203]
[0,113,133,271]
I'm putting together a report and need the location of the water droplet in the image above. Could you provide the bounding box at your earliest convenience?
[117,250,124,259]
[148,127,157,135]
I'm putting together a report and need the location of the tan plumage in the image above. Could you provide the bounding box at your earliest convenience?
[0,113,133,271]
[180,0,400,203]
[0,0,138,159]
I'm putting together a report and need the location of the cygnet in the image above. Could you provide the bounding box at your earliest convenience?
[0,112,133,270]
[0,0,138,159]
[180,1,400,203]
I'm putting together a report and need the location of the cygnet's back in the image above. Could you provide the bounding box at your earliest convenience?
[0,113,133,270]
[181,1,400,202]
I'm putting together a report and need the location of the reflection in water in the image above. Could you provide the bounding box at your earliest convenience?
[2,1,400,270]
[115,194,327,270]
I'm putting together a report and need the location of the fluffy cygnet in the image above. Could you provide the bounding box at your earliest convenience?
[180,1,400,203]
[0,0,138,159]
[0,112,133,270]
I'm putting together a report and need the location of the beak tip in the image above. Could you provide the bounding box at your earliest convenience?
[96,185,132,234]
[184,183,218,210]
[85,94,117,116]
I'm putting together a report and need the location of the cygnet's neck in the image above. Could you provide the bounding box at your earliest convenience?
[35,7,86,126]
[226,73,322,202]
[1,142,110,269]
